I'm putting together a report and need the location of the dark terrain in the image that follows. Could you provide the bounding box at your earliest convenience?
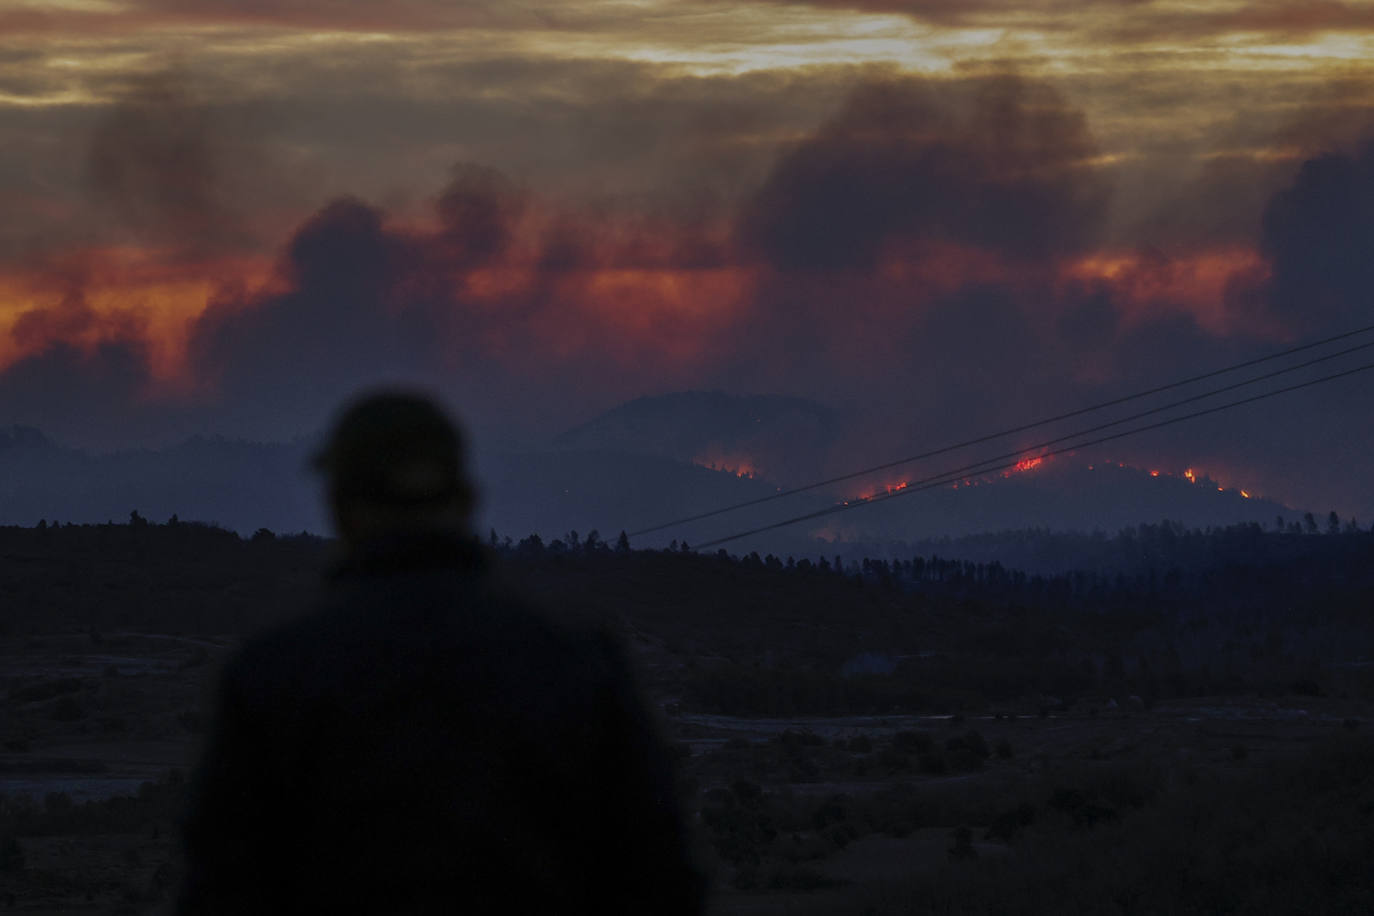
[1,519,1372,914]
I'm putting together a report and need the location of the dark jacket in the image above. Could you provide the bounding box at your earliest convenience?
[178,533,703,915]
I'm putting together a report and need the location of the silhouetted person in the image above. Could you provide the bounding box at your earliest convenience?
[178,391,704,915]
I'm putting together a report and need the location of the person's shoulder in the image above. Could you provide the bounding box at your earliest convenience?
[216,604,339,698]
[476,574,599,644]
[476,574,631,676]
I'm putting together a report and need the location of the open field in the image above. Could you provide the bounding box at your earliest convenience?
[2,523,1372,913]
[1,629,1370,914]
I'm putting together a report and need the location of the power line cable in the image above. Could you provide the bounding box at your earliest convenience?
[691,359,1374,549]
[631,324,1374,536]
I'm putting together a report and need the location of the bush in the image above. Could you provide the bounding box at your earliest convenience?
[10,677,83,703]
[918,750,948,775]
[1048,787,1119,828]
[811,797,850,830]
[893,730,934,753]
[700,781,777,867]
[947,825,977,860]
[947,747,985,772]
[767,865,844,890]
[0,834,23,873]
[946,730,990,759]
[43,791,72,816]
[985,803,1036,842]
[876,747,910,771]
[52,695,85,721]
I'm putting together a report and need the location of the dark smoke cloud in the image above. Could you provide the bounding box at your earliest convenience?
[85,69,273,257]
[739,74,1108,272]
[1236,140,1374,335]
[0,339,158,447]
[435,164,525,269]
[5,64,1372,520]
[0,264,174,446]
[719,73,1113,412]
[182,163,696,440]
[715,72,1355,496]
[189,194,462,435]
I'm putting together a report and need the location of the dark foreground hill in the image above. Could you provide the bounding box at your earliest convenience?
[2,520,1373,914]
[3,519,1372,708]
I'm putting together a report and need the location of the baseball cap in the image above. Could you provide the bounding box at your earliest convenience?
[313,390,470,506]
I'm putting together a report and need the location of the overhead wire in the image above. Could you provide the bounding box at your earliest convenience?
[688,359,1374,549]
[630,323,1374,537]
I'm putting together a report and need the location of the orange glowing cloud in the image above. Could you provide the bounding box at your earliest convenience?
[1061,246,1270,337]
[0,247,275,385]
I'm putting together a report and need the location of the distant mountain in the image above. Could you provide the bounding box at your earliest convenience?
[0,416,1315,564]
[0,424,778,546]
[553,391,838,483]
[634,456,1305,558]
[0,426,324,534]
[546,393,1309,553]
[793,458,1301,552]
[474,448,778,544]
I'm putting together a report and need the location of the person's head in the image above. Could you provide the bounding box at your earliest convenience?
[313,390,476,546]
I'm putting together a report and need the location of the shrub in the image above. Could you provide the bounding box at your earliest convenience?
[947,747,985,772]
[811,797,850,830]
[0,834,23,873]
[948,825,977,859]
[700,784,777,867]
[52,695,85,721]
[767,865,844,890]
[1049,787,1119,828]
[43,791,72,815]
[918,750,948,775]
[877,747,910,771]
[10,677,82,703]
[776,729,826,749]
[893,730,934,753]
[985,803,1036,842]
[946,730,990,759]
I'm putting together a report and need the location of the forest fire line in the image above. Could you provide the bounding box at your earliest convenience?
[1097,461,1261,500]
[827,454,1269,510]
[840,453,1051,505]
[693,453,759,479]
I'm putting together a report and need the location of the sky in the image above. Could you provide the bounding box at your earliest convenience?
[2,0,1373,519]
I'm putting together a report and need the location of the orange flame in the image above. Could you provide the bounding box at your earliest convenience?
[693,450,759,479]
[1146,464,1263,500]
[1000,455,1045,478]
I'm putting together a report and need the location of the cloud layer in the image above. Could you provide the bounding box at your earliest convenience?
[2,7,1373,519]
